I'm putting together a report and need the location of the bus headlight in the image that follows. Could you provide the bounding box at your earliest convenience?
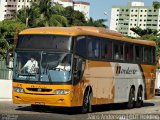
[53,89,70,95]
[13,87,24,93]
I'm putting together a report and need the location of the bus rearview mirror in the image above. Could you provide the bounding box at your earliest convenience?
[6,51,13,70]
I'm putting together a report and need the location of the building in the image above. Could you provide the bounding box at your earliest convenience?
[52,0,73,7]
[110,1,160,37]
[0,0,7,21]
[74,1,90,20]
[0,0,32,21]
[0,0,90,21]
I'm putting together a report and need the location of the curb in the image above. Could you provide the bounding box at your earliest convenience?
[0,99,12,101]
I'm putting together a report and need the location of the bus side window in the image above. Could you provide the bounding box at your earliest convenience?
[144,46,151,63]
[75,36,87,57]
[101,40,112,60]
[113,43,124,61]
[87,37,100,59]
[114,44,119,60]
[135,45,143,62]
[120,44,124,60]
[125,44,134,62]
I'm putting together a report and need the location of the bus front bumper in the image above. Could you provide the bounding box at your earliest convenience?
[13,92,72,107]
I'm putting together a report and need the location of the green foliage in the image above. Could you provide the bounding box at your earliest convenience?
[14,0,68,27]
[0,20,26,58]
[14,1,107,28]
[84,18,107,28]
[130,27,159,37]
[49,15,68,27]
[152,1,160,9]
[60,6,86,26]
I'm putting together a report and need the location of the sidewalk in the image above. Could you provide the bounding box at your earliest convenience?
[0,79,12,101]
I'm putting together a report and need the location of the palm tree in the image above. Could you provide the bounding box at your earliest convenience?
[14,3,40,27]
[14,0,107,28]
[84,18,107,28]
[49,15,68,27]
[130,27,159,37]
[32,0,55,21]
[14,0,69,27]
[53,3,65,15]
[62,6,87,26]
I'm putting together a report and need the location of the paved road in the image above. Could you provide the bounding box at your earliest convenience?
[0,96,160,120]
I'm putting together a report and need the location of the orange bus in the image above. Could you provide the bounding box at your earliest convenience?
[6,26,156,113]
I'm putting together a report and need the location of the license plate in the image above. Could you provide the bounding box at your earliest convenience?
[35,102,45,105]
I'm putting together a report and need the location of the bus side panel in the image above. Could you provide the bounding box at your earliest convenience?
[71,80,86,106]
[83,60,115,105]
[140,65,156,100]
[111,63,145,103]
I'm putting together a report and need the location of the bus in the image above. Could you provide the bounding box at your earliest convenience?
[6,26,156,113]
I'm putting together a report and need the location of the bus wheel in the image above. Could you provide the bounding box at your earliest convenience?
[81,91,92,114]
[126,87,135,109]
[135,87,143,108]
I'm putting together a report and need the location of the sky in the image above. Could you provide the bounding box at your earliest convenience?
[75,0,160,27]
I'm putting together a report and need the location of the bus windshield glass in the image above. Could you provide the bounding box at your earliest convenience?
[14,51,72,83]
[16,35,72,51]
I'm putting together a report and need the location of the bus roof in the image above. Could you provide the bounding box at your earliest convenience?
[19,26,156,46]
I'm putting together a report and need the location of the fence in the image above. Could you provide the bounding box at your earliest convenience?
[0,59,12,80]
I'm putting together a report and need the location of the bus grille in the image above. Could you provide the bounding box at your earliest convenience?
[26,88,52,92]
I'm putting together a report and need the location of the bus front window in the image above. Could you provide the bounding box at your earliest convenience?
[14,51,41,81]
[14,52,72,83]
[41,53,72,83]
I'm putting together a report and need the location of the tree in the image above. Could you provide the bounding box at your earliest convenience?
[49,15,68,27]
[14,6,40,27]
[14,1,107,28]
[152,1,160,9]
[53,3,65,15]
[32,0,55,21]
[0,20,26,58]
[84,18,107,28]
[62,6,86,26]
[130,27,159,37]
[14,0,68,27]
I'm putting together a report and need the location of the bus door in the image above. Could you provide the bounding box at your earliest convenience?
[72,56,86,106]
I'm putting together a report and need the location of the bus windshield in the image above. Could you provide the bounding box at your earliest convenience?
[17,35,72,51]
[14,51,72,84]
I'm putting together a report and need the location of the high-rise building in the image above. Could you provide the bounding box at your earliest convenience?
[110,2,160,37]
[0,0,7,21]
[0,0,90,21]
[0,0,31,21]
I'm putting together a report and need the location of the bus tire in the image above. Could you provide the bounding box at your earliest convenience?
[81,90,92,114]
[126,87,135,109]
[135,87,143,108]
